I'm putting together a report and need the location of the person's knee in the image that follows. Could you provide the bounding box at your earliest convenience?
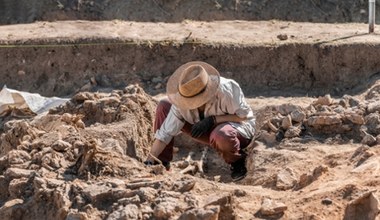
[210,124,238,145]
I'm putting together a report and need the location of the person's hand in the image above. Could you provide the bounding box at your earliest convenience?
[144,160,156,166]
[191,116,216,138]
[144,160,171,170]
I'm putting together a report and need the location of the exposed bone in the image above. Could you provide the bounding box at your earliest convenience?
[126,180,163,189]
[197,148,208,175]
[180,164,197,175]
[179,148,208,176]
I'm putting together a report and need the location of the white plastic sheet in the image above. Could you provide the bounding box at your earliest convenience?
[0,86,69,115]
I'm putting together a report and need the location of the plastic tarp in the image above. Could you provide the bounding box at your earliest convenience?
[0,86,69,115]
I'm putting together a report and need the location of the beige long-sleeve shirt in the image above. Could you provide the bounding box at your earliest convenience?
[155,77,256,144]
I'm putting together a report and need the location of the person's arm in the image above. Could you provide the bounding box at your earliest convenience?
[223,79,254,120]
[215,114,246,124]
[146,139,167,162]
[145,104,185,163]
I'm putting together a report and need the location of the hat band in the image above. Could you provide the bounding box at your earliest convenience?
[178,85,207,98]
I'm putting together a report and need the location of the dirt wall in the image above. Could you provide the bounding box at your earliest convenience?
[0,0,379,24]
[1,42,380,98]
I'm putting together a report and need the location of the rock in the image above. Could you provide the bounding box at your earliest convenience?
[75,120,85,129]
[281,115,292,129]
[306,105,317,114]
[83,184,113,204]
[204,193,235,219]
[361,134,377,146]
[52,140,71,152]
[45,178,65,188]
[234,189,247,197]
[277,104,301,116]
[172,177,196,193]
[367,101,380,113]
[7,150,31,165]
[314,94,333,106]
[33,177,46,190]
[259,198,287,216]
[66,211,88,220]
[17,70,26,76]
[0,176,9,201]
[277,34,288,40]
[322,198,333,205]
[334,105,346,114]
[4,168,33,179]
[376,134,380,145]
[343,191,379,220]
[99,97,120,107]
[0,199,24,219]
[290,109,306,123]
[61,113,74,123]
[350,146,374,167]
[364,113,380,134]
[341,124,352,131]
[107,204,141,220]
[137,187,158,202]
[345,113,364,125]
[178,206,220,220]
[160,190,182,199]
[118,195,140,205]
[102,139,124,155]
[339,99,348,108]
[153,197,178,219]
[8,178,29,199]
[342,95,361,107]
[104,178,125,188]
[0,156,7,171]
[276,168,297,190]
[83,100,97,111]
[141,205,154,217]
[307,115,342,126]
[296,165,328,189]
[284,126,301,138]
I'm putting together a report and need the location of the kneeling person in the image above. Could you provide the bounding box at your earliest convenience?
[145,61,256,181]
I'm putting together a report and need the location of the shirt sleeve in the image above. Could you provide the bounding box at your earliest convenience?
[223,80,254,119]
[155,105,185,144]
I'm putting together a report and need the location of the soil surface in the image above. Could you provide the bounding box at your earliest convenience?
[1,3,380,220]
[0,20,379,99]
[0,0,379,24]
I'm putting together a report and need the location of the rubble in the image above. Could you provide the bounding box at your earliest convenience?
[344,191,380,220]
[0,85,380,219]
[259,198,287,216]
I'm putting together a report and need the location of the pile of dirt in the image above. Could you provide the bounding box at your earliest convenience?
[0,0,378,25]
[0,84,379,219]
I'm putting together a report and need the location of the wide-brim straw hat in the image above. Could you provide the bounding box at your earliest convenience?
[167,61,220,110]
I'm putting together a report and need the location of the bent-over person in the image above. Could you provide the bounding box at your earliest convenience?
[145,61,256,181]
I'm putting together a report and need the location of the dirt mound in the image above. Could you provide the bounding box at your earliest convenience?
[0,0,378,25]
[0,85,380,219]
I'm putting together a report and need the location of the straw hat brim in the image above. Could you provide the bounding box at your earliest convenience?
[167,61,220,110]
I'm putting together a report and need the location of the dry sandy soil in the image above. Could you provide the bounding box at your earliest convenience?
[1,81,380,220]
[1,4,380,220]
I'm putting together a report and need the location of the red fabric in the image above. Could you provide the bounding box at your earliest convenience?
[155,99,250,164]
